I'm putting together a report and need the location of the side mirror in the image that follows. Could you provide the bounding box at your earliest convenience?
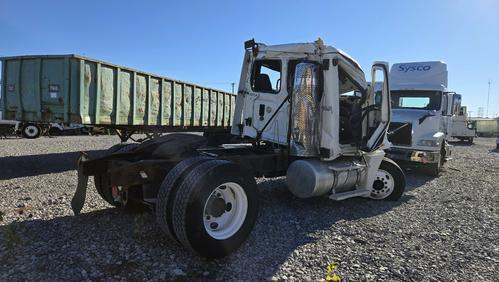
[442,93,451,116]
[370,62,390,122]
[365,62,391,151]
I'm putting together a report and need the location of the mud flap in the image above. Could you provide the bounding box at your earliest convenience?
[71,152,89,215]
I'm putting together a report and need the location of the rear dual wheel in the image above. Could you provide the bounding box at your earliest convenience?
[155,157,259,258]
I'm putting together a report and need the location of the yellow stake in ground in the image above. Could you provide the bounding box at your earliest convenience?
[326,261,341,281]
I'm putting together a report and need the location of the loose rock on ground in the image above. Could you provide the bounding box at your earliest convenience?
[0,135,498,280]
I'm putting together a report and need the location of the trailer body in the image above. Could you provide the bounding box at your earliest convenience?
[472,118,499,137]
[0,55,235,131]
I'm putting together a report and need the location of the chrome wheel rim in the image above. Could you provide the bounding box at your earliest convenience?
[370,169,395,199]
[203,182,248,240]
[24,125,39,137]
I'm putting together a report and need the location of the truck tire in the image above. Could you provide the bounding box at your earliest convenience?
[94,143,141,210]
[467,137,474,145]
[155,156,213,242]
[425,144,445,176]
[22,123,41,139]
[369,158,405,201]
[172,160,259,258]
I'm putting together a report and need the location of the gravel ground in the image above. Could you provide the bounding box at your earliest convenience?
[0,135,498,281]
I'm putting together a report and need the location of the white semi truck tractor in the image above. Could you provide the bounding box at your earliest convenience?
[385,61,461,176]
[448,105,476,144]
[72,39,406,258]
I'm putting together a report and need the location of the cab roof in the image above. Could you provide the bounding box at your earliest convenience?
[253,40,367,91]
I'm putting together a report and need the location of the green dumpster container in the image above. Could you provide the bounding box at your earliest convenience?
[0,55,235,130]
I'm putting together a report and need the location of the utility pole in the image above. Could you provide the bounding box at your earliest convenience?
[231,82,235,94]
[486,80,491,118]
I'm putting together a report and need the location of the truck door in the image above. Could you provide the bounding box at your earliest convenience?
[366,62,390,151]
[242,58,289,144]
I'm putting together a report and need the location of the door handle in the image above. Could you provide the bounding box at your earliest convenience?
[259,104,265,121]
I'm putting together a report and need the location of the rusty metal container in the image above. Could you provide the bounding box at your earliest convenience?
[0,55,235,129]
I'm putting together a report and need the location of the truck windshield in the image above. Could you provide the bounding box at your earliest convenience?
[391,90,441,110]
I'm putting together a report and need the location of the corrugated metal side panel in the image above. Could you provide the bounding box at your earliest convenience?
[202,88,210,126]
[0,62,5,117]
[184,84,193,126]
[224,93,231,126]
[41,58,67,122]
[231,95,236,125]
[81,60,97,124]
[217,91,224,126]
[135,73,147,125]
[69,59,81,123]
[99,64,115,124]
[150,77,160,125]
[119,70,133,125]
[210,90,218,126]
[162,80,173,126]
[173,82,182,126]
[193,86,202,126]
[4,60,21,120]
[20,59,41,121]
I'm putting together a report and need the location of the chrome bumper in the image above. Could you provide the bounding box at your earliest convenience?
[386,148,440,164]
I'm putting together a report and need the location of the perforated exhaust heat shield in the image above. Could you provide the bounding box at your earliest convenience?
[290,62,322,156]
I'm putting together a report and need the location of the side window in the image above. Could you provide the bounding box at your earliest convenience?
[452,94,462,115]
[251,60,281,94]
[442,93,449,115]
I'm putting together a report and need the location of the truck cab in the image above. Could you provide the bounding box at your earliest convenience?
[448,105,477,144]
[232,40,392,160]
[385,61,458,175]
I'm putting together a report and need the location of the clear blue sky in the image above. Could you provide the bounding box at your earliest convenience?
[1,0,498,117]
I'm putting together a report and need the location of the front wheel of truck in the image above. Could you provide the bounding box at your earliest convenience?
[369,158,406,201]
[425,144,445,176]
[172,159,259,258]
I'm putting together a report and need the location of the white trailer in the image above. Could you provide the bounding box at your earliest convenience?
[385,61,461,176]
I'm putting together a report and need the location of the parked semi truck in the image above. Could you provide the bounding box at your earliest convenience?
[385,61,461,176]
[448,105,476,144]
[67,39,407,258]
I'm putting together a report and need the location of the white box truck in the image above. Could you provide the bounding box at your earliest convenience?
[385,61,460,176]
